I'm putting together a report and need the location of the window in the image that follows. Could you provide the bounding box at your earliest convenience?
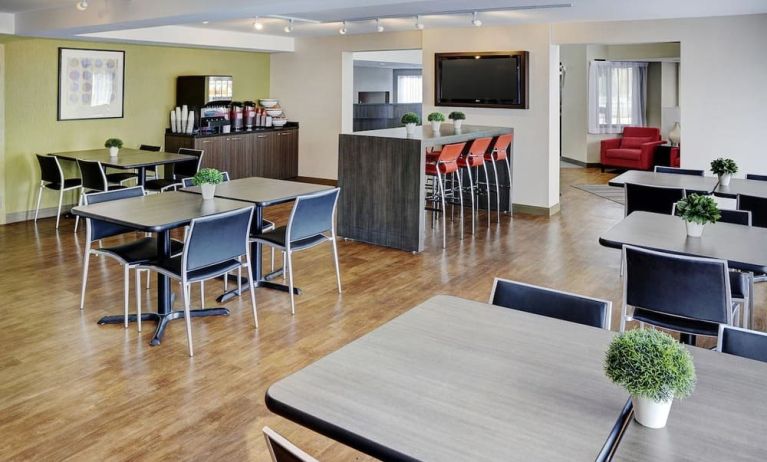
[397,74,422,103]
[588,61,647,134]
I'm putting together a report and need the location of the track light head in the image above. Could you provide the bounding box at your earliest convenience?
[415,15,424,30]
[472,12,482,27]
[376,18,384,33]
[339,20,347,35]
[76,0,88,11]
[284,19,294,33]
[253,17,264,30]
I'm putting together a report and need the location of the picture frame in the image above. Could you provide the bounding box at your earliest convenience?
[57,47,125,121]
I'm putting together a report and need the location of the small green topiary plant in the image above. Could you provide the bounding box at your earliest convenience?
[104,138,123,149]
[675,193,721,225]
[605,329,696,402]
[710,158,738,176]
[427,112,446,122]
[448,111,466,121]
[192,168,225,186]
[401,112,420,125]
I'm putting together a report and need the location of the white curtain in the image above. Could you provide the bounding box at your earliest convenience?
[397,75,423,103]
[588,61,647,134]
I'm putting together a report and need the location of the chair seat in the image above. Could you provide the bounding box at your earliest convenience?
[97,237,184,265]
[252,226,328,250]
[144,178,181,191]
[106,172,138,184]
[605,148,641,161]
[730,271,749,300]
[425,161,458,176]
[632,308,721,337]
[458,155,484,168]
[484,149,507,162]
[148,255,242,283]
[44,178,82,190]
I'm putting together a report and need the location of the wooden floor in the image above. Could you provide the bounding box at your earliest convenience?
[1,167,764,461]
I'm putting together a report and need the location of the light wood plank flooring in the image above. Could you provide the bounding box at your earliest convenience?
[0,168,763,461]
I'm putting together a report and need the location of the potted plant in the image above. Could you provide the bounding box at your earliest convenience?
[401,112,420,135]
[448,111,466,129]
[710,157,738,187]
[605,329,696,429]
[675,193,721,237]
[192,168,224,200]
[104,138,123,157]
[427,112,446,132]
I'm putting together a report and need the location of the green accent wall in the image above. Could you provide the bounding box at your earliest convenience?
[2,36,270,219]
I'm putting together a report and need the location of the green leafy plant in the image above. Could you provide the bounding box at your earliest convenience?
[605,329,696,402]
[192,168,224,186]
[448,111,466,121]
[675,193,721,225]
[104,138,123,149]
[427,112,446,122]
[401,112,420,125]
[710,158,738,176]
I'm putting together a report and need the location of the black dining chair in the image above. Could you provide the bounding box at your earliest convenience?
[717,325,767,363]
[718,209,752,226]
[180,171,230,188]
[263,426,319,462]
[624,183,685,216]
[136,206,257,356]
[80,186,184,331]
[251,188,341,315]
[736,194,767,228]
[144,148,204,193]
[490,278,611,329]
[74,159,126,232]
[34,154,82,229]
[654,166,705,176]
[621,245,740,345]
[746,173,767,182]
[118,143,162,182]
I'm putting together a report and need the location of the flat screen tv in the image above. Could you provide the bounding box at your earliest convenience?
[435,51,529,109]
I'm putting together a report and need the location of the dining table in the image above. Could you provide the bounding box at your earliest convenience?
[72,191,251,345]
[607,170,719,193]
[181,176,334,302]
[714,177,767,199]
[52,148,196,186]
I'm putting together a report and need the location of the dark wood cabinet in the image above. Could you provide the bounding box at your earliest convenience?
[165,126,299,180]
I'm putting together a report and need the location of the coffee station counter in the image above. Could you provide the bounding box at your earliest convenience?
[166,122,299,138]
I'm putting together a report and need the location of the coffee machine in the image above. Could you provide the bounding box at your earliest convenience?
[176,75,233,133]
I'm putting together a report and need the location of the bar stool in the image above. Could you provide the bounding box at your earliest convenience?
[484,134,513,222]
[425,142,465,249]
[458,137,493,233]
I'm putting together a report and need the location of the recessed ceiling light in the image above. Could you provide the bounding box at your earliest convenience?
[284,19,294,33]
[339,20,347,35]
[376,18,384,33]
[415,15,424,30]
[76,0,88,11]
[253,17,263,30]
[472,12,482,27]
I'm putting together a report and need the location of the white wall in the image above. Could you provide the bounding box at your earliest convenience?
[560,45,588,164]
[353,66,393,102]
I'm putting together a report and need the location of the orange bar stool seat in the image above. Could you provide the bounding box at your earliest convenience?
[425,142,466,249]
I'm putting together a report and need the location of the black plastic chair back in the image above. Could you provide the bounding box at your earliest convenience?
[287,188,340,244]
[719,326,767,363]
[624,245,731,325]
[174,148,204,179]
[37,154,63,184]
[625,183,685,216]
[139,144,161,152]
[84,187,145,241]
[737,194,767,228]
[78,159,108,192]
[184,207,253,273]
[746,174,767,182]
[719,209,752,226]
[181,171,229,188]
[654,166,704,176]
[490,279,610,329]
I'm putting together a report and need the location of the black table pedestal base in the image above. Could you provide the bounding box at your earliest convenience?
[97,308,230,346]
[215,270,301,303]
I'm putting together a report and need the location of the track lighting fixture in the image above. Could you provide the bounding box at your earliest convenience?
[253,17,264,30]
[415,15,424,30]
[339,21,347,35]
[284,19,294,33]
[376,18,384,33]
[76,0,88,11]
[471,12,482,27]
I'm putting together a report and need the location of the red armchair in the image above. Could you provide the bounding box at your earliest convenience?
[600,127,664,171]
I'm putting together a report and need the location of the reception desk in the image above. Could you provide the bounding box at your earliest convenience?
[338,124,514,252]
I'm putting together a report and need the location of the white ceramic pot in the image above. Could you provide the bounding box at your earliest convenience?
[719,173,732,186]
[405,123,416,135]
[686,221,704,238]
[431,121,442,133]
[453,119,463,130]
[201,183,216,200]
[668,122,681,147]
[632,396,673,429]
[109,146,119,157]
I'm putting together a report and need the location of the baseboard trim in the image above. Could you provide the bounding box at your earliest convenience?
[512,202,561,216]
[5,204,75,224]
[561,157,600,168]
[292,176,338,186]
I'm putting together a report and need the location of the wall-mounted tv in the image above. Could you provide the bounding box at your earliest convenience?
[435,51,529,109]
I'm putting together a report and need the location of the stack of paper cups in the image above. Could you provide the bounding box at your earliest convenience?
[170,110,177,133]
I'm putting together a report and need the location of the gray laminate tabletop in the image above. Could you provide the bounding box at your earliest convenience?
[714,177,767,199]
[266,295,628,462]
[182,176,333,207]
[599,211,767,273]
[71,190,251,232]
[350,124,513,148]
[614,347,767,461]
[608,171,718,192]
[52,148,195,168]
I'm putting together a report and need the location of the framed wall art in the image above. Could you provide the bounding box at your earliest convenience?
[58,47,125,121]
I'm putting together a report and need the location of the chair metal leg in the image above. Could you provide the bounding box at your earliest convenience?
[505,156,513,214]
[200,282,205,307]
[436,170,447,249]
[482,162,491,227]
[331,237,342,293]
[246,251,259,328]
[34,183,44,223]
[123,265,130,328]
[183,283,194,357]
[287,251,296,315]
[457,172,464,239]
[135,268,142,332]
[79,250,90,310]
[74,191,83,233]
[56,188,65,229]
[465,168,475,235]
[491,160,501,223]
[271,248,275,272]
[283,252,286,281]
[146,268,151,290]
[238,259,243,294]
[224,271,229,291]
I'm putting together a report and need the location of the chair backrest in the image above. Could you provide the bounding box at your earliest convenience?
[625,183,685,216]
[746,173,767,182]
[77,159,108,192]
[435,143,466,163]
[287,188,340,244]
[181,171,230,188]
[737,194,767,228]
[84,186,145,241]
[263,427,319,462]
[467,137,493,157]
[623,245,732,325]
[37,154,63,184]
[183,206,254,274]
[622,126,660,140]
[491,134,513,154]
[174,148,205,178]
[654,166,704,176]
[490,278,611,329]
[717,325,767,363]
[139,144,161,152]
[719,209,752,226]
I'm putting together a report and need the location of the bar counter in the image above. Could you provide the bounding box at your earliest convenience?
[338,124,514,252]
